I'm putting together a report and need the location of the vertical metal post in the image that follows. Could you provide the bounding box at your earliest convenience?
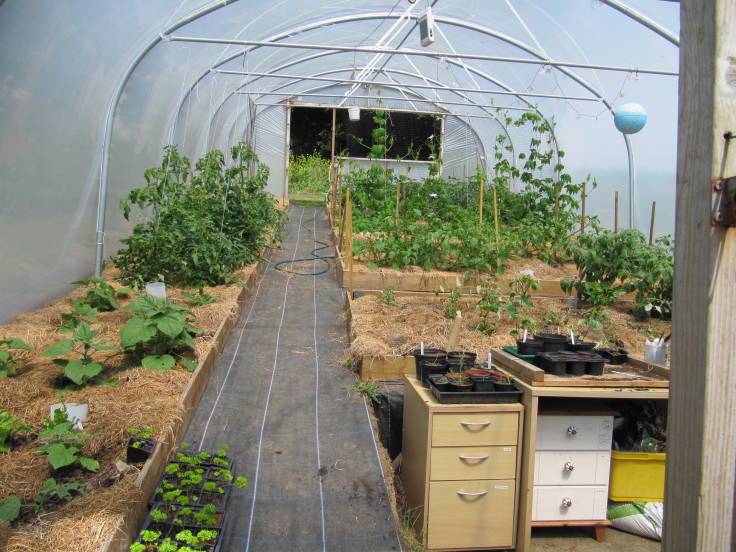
[283,102,291,200]
[614,191,620,233]
[624,133,636,228]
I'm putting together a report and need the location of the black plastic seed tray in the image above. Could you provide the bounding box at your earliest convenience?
[429,379,522,404]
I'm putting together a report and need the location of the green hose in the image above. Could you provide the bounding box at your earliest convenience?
[273,215,336,276]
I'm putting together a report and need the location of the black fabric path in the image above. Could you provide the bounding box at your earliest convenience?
[183,206,403,552]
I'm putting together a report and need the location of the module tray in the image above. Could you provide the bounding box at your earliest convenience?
[429,379,523,404]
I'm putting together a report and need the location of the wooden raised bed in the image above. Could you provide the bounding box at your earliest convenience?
[102,263,259,552]
[493,347,669,389]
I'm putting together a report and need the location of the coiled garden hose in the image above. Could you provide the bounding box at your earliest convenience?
[273,215,336,276]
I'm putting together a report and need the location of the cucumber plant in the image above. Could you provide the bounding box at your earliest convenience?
[0,407,32,452]
[0,338,32,377]
[43,322,116,386]
[36,407,99,472]
[72,277,129,312]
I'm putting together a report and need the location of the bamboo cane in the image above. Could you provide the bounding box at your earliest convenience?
[649,201,657,245]
[614,191,619,233]
[580,178,587,235]
[396,179,400,220]
[346,190,354,298]
[479,178,484,225]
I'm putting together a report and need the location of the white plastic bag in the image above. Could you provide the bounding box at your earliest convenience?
[608,501,663,541]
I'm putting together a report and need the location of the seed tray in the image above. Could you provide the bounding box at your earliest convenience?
[429,379,522,404]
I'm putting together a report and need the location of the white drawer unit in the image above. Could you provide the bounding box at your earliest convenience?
[532,485,609,521]
[532,413,613,525]
[535,451,611,486]
[535,415,613,451]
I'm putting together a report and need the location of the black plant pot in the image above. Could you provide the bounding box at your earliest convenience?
[429,375,450,391]
[448,379,474,392]
[491,378,517,392]
[471,376,495,392]
[567,358,587,376]
[586,358,606,376]
[538,353,566,376]
[420,360,448,387]
[516,339,543,355]
[412,348,447,380]
[567,341,596,352]
[598,348,629,365]
[535,333,569,352]
[447,351,477,363]
[127,436,156,464]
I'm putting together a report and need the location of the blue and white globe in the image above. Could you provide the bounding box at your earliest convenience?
[614,103,647,134]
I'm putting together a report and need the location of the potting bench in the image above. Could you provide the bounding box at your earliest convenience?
[493,348,670,551]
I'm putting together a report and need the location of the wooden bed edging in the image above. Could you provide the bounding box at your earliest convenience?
[101,264,259,552]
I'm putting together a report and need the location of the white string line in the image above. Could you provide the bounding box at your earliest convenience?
[245,206,305,552]
[362,388,404,551]
[197,256,273,450]
[312,213,327,552]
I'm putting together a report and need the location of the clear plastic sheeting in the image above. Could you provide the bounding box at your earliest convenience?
[0,0,679,322]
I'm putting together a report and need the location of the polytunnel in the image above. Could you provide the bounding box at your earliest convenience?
[0,0,679,323]
[14,2,736,552]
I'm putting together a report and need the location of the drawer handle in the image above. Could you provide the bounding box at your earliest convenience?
[460,421,491,427]
[561,497,573,508]
[564,461,575,471]
[458,455,489,462]
[566,425,577,436]
[457,490,489,497]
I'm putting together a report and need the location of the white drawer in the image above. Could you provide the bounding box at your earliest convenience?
[535,415,613,451]
[532,485,608,521]
[534,451,611,486]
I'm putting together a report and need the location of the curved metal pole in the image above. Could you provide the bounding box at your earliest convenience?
[599,0,679,46]
[93,0,239,276]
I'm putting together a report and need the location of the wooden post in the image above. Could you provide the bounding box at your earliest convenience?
[345,187,354,298]
[580,178,587,235]
[649,201,657,245]
[614,191,619,233]
[479,178,484,225]
[663,2,736,551]
[493,188,499,236]
[331,163,337,222]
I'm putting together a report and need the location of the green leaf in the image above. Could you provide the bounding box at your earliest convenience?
[42,340,74,357]
[44,442,78,469]
[73,322,98,343]
[142,355,175,371]
[64,360,102,385]
[3,338,32,351]
[0,495,21,521]
[120,316,156,348]
[79,456,100,472]
[156,313,185,339]
[179,358,198,372]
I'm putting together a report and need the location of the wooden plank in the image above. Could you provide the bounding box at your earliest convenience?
[664,2,736,551]
[494,349,546,383]
[516,389,538,552]
[401,377,430,539]
[359,355,414,381]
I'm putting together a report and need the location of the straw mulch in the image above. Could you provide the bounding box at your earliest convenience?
[0,264,252,552]
[349,294,671,360]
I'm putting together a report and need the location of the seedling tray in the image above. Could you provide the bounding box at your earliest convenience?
[502,345,539,366]
[429,379,522,404]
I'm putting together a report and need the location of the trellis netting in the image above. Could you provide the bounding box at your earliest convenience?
[0,0,678,323]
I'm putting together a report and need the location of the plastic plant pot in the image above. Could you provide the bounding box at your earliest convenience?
[412,348,446,380]
[516,339,543,355]
[567,358,586,376]
[599,348,628,365]
[539,353,566,376]
[471,376,495,392]
[420,360,447,388]
[586,357,606,376]
[490,376,516,392]
[447,351,477,363]
[567,341,596,352]
[535,333,568,352]
[127,436,157,464]
[428,375,450,391]
[466,368,491,378]
[447,378,474,392]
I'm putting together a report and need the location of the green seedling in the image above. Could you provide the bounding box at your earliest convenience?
[0,338,32,377]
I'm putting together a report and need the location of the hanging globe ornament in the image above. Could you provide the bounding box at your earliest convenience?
[613,103,647,134]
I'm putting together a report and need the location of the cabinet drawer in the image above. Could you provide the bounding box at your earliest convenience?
[432,412,519,447]
[431,446,517,481]
[534,451,611,485]
[535,415,613,451]
[427,480,515,549]
[532,485,608,521]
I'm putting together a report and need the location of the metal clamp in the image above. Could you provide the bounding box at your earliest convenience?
[564,461,575,472]
[566,426,577,436]
[561,497,573,508]
[457,490,489,497]
[459,455,489,461]
[460,421,491,427]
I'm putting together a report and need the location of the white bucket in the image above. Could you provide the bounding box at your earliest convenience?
[644,339,667,365]
[348,106,360,121]
[50,402,88,430]
[145,281,167,299]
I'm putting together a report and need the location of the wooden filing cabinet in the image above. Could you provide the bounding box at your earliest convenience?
[532,413,613,527]
[401,376,524,551]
